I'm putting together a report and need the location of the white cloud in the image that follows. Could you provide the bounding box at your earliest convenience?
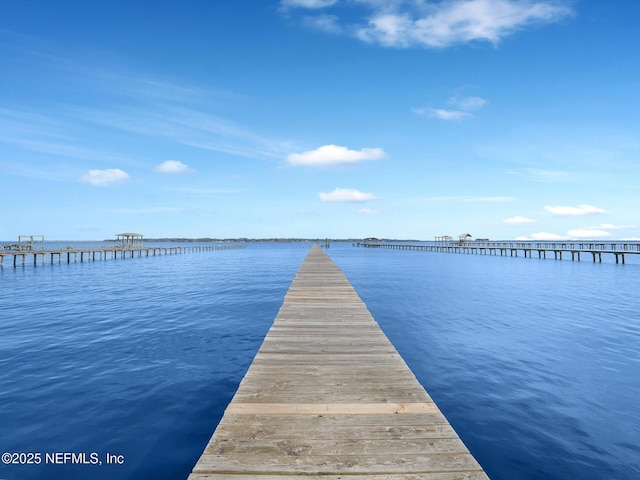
[281,0,338,8]
[544,204,608,216]
[79,168,129,186]
[504,216,536,225]
[531,232,567,240]
[355,0,573,48]
[287,144,386,166]
[319,188,378,202]
[565,224,637,239]
[523,227,620,240]
[568,228,611,239]
[357,13,415,47]
[154,160,195,174]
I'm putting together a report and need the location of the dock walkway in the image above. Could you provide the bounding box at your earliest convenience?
[354,241,640,264]
[189,245,488,479]
[0,244,245,267]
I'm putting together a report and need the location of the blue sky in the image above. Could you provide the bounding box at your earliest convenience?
[1,0,639,240]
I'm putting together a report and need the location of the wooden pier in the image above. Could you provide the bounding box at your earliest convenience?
[0,244,245,267]
[189,245,488,479]
[354,241,640,264]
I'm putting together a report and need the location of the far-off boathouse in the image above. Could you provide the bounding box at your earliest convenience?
[114,233,144,248]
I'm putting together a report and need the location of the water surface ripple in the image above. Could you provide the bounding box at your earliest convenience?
[1,242,638,479]
[0,243,307,480]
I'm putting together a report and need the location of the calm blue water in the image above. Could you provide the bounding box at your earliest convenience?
[1,242,639,479]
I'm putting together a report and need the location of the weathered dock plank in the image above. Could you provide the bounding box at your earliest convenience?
[189,245,488,479]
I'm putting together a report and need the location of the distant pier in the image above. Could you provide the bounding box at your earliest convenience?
[189,245,488,479]
[0,244,246,267]
[354,241,640,264]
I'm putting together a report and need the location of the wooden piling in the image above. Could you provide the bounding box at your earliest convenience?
[0,243,242,268]
[353,241,639,264]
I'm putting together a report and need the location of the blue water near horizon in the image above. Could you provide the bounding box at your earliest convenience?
[1,242,639,479]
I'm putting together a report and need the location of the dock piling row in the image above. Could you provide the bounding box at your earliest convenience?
[0,244,246,267]
[353,241,639,264]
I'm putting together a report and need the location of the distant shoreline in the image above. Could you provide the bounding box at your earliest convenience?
[110,238,423,243]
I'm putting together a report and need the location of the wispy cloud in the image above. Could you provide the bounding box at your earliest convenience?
[421,195,515,202]
[281,0,338,8]
[413,107,473,121]
[544,204,608,216]
[530,232,567,240]
[509,168,571,182]
[521,225,625,241]
[0,37,295,169]
[358,208,381,215]
[0,108,140,166]
[467,196,515,202]
[449,96,487,110]
[69,104,294,162]
[108,207,187,214]
[287,144,386,166]
[594,223,634,230]
[283,0,573,49]
[414,95,486,121]
[504,215,536,225]
[319,188,378,202]
[154,160,195,174]
[166,187,242,195]
[562,224,636,240]
[567,228,611,239]
[79,168,130,186]
[302,14,343,33]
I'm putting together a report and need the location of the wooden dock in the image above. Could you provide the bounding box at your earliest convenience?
[354,240,640,264]
[189,245,488,479]
[0,244,246,267]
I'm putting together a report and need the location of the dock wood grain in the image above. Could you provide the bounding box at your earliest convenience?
[189,245,489,479]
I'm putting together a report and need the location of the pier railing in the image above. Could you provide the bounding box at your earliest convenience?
[353,240,640,264]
